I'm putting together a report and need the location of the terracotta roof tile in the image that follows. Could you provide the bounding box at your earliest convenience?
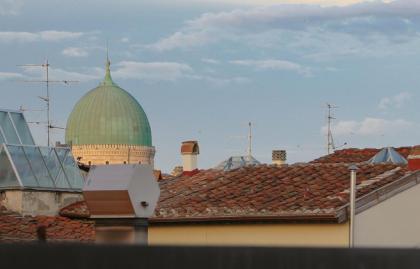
[151,163,410,223]
[311,147,412,164]
[59,201,90,219]
[0,214,95,243]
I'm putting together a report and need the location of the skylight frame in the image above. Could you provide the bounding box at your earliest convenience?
[0,109,35,146]
[0,143,84,192]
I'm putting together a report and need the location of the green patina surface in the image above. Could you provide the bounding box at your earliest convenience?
[65,60,152,146]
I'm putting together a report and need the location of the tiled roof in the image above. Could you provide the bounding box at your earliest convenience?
[151,163,410,223]
[59,201,90,219]
[0,214,95,243]
[311,147,412,164]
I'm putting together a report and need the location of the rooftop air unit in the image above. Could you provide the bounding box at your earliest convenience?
[83,164,160,218]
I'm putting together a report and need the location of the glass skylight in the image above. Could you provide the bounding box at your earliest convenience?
[0,144,84,191]
[215,155,261,171]
[0,109,84,191]
[0,110,34,145]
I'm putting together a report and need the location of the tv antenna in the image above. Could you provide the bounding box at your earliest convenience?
[17,59,78,146]
[326,103,337,155]
[247,122,252,158]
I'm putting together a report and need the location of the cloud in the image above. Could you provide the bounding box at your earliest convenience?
[0,71,23,80]
[322,117,413,137]
[378,92,411,110]
[62,48,88,59]
[230,59,312,76]
[0,31,84,43]
[112,61,193,81]
[111,61,248,84]
[202,58,221,64]
[13,60,246,85]
[0,0,23,15]
[62,47,89,57]
[147,30,216,51]
[183,0,419,31]
[20,66,101,82]
[186,74,250,86]
[147,0,420,56]
[158,0,386,7]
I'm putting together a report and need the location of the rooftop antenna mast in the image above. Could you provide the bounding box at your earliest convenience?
[326,103,337,155]
[247,122,252,158]
[18,59,78,146]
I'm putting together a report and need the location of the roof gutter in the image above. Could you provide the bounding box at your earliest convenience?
[150,213,339,225]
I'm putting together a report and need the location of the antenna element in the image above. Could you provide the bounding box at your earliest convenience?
[248,122,252,158]
[326,103,337,154]
[18,59,78,146]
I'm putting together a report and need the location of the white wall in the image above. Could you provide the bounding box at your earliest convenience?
[1,190,83,216]
[182,154,197,171]
[355,182,420,248]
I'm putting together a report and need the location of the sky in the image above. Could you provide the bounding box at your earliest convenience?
[1,0,420,172]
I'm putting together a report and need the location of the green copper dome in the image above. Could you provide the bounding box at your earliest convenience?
[65,59,152,147]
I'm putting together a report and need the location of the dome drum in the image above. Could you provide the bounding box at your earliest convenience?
[72,144,155,166]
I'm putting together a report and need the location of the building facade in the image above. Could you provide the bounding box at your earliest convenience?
[65,58,155,166]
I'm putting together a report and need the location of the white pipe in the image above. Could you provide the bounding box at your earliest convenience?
[349,165,358,248]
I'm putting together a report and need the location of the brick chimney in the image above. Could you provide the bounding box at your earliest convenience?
[181,141,199,174]
[408,146,420,171]
[272,150,287,166]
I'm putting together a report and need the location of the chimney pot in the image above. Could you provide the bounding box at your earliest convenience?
[181,141,199,172]
[408,146,420,171]
[272,150,287,166]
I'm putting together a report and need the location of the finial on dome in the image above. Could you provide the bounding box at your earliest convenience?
[102,42,115,86]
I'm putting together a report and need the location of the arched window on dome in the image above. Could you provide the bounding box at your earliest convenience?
[106,161,109,165]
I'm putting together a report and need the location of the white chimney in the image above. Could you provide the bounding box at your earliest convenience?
[181,141,200,172]
[272,150,286,166]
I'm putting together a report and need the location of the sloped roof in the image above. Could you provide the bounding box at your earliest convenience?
[60,201,90,219]
[368,147,408,165]
[311,147,412,164]
[0,214,94,243]
[151,163,411,223]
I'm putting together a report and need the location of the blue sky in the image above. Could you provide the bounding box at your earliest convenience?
[1,0,420,172]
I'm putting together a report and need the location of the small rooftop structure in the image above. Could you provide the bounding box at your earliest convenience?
[368,147,408,165]
[0,109,84,191]
[181,140,200,173]
[83,164,160,218]
[0,144,84,190]
[215,155,260,171]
